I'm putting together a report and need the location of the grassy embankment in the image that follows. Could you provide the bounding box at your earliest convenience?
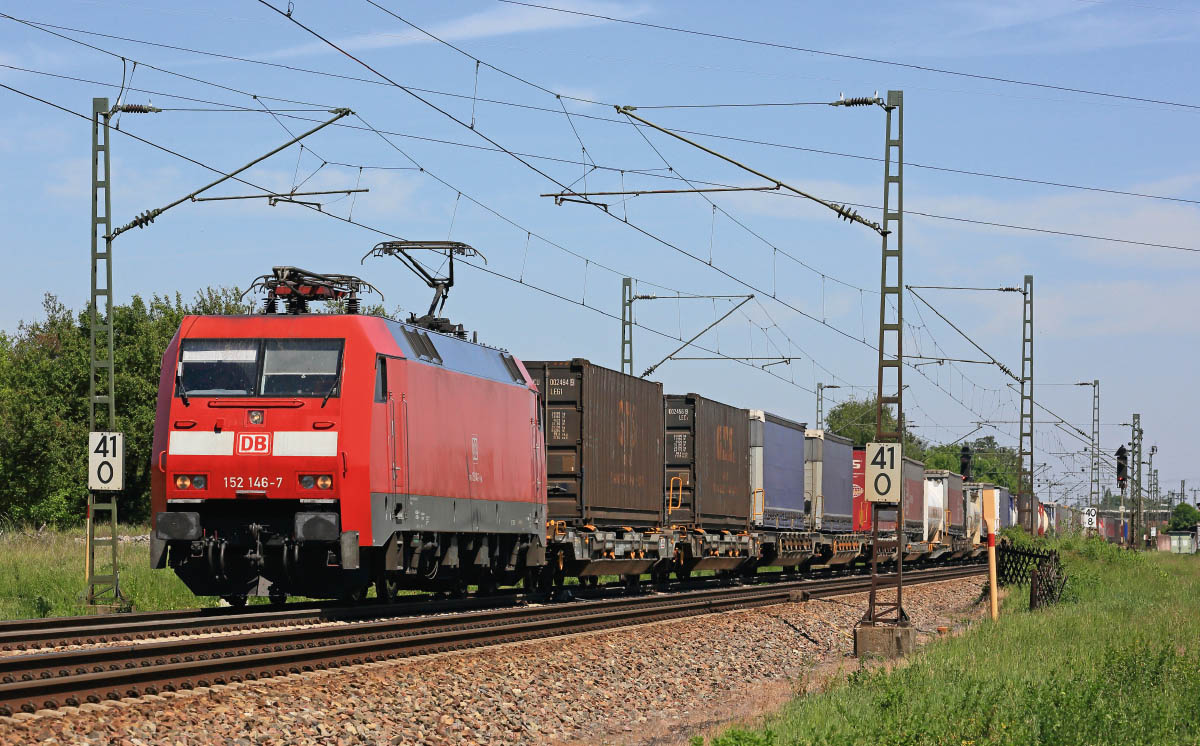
[702,536,1200,746]
[0,523,760,620]
[0,524,206,619]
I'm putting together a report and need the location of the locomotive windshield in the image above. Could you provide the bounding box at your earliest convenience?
[177,338,343,398]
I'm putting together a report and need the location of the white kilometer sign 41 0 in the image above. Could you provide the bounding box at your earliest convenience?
[864,442,901,504]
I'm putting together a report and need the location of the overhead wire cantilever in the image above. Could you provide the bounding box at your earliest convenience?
[615,105,885,235]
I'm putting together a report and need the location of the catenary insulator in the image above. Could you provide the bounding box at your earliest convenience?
[113,104,162,114]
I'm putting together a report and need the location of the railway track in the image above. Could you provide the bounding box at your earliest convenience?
[0,593,519,652]
[0,561,967,652]
[0,565,983,716]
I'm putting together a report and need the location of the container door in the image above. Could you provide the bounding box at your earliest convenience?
[664,400,696,525]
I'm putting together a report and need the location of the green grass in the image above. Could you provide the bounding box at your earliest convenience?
[700,536,1200,746]
[0,524,211,619]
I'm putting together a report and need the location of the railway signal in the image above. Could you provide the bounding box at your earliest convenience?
[1116,445,1128,490]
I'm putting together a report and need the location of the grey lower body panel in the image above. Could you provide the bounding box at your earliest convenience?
[370,493,546,547]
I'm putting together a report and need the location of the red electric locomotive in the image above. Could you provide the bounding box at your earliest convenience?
[150,268,546,604]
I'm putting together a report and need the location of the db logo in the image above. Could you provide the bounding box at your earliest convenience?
[236,432,272,455]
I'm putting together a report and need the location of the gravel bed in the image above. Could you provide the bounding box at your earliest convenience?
[0,577,985,746]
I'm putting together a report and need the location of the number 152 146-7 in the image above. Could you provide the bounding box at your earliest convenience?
[223,476,283,489]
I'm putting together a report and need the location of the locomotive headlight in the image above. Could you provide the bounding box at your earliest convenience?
[248,410,264,425]
[175,474,192,490]
[299,475,316,490]
[191,475,207,490]
[316,475,333,490]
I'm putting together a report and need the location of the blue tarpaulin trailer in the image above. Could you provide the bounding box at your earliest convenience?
[804,429,854,533]
[749,410,806,529]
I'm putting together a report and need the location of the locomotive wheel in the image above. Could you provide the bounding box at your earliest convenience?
[222,595,247,609]
[268,590,287,606]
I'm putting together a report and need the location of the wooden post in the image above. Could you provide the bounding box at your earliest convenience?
[987,518,999,621]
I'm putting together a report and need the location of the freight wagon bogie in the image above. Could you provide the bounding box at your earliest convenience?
[756,532,816,569]
[545,525,670,580]
[671,530,757,574]
[810,535,865,568]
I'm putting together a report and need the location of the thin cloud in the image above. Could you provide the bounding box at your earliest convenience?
[259,1,650,61]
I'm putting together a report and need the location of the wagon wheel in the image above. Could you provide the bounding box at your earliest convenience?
[375,573,402,604]
[340,584,369,605]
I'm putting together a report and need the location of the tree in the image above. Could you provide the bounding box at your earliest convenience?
[1168,503,1200,533]
[824,397,925,458]
[0,288,252,526]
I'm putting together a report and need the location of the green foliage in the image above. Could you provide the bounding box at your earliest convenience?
[701,730,776,746]
[826,399,1020,492]
[1168,503,1200,532]
[0,289,249,526]
[705,544,1200,746]
[824,397,925,457]
[999,525,1035,548]
[0,524,211,618]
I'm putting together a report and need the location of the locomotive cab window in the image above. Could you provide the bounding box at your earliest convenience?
[176,338,344,398]
[374,357,387,402]
[260,339,343,397]
[177,339,258,396]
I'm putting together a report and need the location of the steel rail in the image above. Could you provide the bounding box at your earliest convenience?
[0,594,522,651]
[0,565,982,716]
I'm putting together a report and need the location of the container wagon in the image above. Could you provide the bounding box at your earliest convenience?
[803,430,854,532]
[749,411,815,569]
[901,456,929,560]
[749,411,806,529]
[921,471,949,545]
[963,483,984,557]
[998,486,1016,530]
[664,393,753,572]
[803,429,860,565]
[524,359,669,580]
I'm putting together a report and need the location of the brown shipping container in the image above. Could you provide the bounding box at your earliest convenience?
[664,393,751,531]
[525,359,664,528]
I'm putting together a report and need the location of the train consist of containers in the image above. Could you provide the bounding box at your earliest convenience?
[152,302,1026,604]
[518,359,1007,583]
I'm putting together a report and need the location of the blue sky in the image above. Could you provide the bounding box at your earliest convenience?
[1,0,1197,507]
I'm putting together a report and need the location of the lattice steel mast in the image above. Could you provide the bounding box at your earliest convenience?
[1091,379,1100,511]
[1018,275,1035,533]
[86,97,121,605]
[865,90,907,628]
